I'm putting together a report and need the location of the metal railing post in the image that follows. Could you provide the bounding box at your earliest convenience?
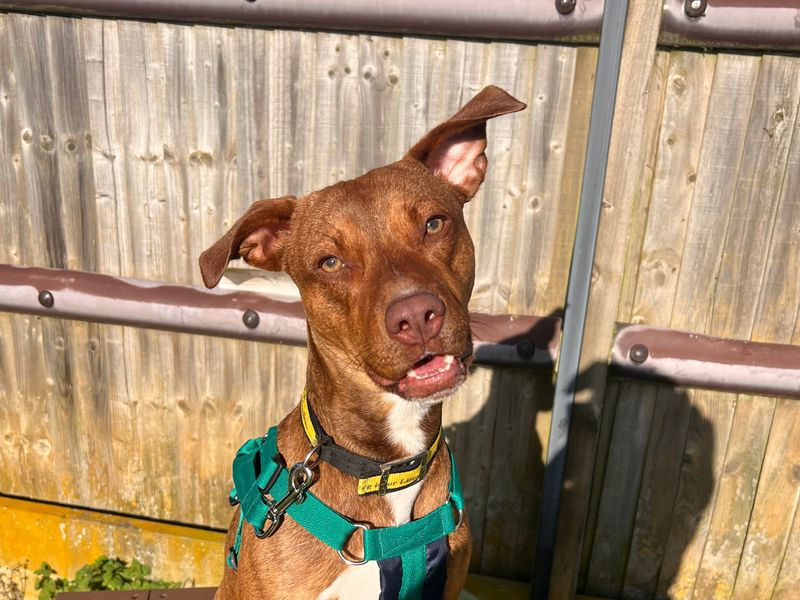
[531,0,630,597]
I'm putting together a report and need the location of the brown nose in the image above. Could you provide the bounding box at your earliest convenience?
[385,292,446,347]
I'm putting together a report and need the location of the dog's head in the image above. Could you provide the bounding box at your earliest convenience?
[200,86,525,402]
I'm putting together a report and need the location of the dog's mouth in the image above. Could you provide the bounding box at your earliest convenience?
[369,353,468,401]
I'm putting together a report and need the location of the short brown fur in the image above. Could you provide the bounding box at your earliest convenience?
[200,86,526,600]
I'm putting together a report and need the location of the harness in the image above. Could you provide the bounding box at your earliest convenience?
[226,393,464,600]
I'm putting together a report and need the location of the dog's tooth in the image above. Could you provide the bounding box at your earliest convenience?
[444,355,454,366]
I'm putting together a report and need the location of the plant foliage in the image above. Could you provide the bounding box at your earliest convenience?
[34,556,182,600]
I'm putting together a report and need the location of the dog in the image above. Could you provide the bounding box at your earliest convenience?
[199,85,525,600]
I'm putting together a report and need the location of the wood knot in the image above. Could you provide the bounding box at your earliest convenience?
[189,150,214,167]
[40,135,54,152]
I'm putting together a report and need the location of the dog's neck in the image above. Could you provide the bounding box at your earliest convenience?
[304,343,443,463]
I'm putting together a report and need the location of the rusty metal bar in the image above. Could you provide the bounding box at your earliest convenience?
[0,264,560,369]
[660,0,800,51]
[0,0,603,42]
[610,324,800,399]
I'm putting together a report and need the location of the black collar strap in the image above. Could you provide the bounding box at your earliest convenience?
[300,390,442,496]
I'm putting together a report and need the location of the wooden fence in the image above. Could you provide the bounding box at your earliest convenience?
[0,3,799,599]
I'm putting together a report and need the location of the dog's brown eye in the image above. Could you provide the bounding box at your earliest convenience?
[320,256,343,273]
[426,217,445,235]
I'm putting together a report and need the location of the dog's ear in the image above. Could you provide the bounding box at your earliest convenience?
[199,196,296,288]
[405,85,526,201]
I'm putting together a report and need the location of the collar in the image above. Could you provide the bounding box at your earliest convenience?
[300,390,442,496]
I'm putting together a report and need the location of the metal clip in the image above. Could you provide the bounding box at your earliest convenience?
[255,446,321,538]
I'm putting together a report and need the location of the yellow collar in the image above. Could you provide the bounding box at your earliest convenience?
[300,390,442,496]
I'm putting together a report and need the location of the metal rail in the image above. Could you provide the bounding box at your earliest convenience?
[0,264,561,370]
[660,0,800,51]
[2,0,799,50]
[0,0,603,42]
[611,324,800,399]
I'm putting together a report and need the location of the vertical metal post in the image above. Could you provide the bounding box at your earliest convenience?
[531,0,630,598]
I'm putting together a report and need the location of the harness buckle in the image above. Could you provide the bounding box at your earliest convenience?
[256,459,319,538]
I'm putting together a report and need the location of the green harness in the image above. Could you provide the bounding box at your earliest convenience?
[227,425,464,600]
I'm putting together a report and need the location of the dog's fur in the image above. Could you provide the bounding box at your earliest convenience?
[200,86,525,600]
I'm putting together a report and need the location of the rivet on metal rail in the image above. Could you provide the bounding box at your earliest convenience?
[629,344,650,364]
[684,0,707,18]
[242,309,260,329]
[37,290,54,308]
[555,0,576,16]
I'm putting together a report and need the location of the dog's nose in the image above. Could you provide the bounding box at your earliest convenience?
[385,292,446,346]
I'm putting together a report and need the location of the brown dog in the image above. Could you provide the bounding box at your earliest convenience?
[199,86,525,600]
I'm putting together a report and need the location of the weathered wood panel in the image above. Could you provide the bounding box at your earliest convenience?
[577,45,800,600]
[0,11,595,581]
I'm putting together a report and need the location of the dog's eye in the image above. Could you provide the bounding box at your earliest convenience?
[425,217,445,235]
[319,256,343,273]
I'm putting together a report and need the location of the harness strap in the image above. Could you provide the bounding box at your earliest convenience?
[300,390,442,495]
[227,425,464,584]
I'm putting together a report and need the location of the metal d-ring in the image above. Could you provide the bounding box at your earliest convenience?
[449,495,464,530]
[337,522,370,566]
[301,443,323,471]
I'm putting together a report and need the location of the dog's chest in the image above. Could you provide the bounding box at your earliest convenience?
[317,396,430,599]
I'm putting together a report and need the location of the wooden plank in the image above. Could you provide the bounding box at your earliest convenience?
[687,394,774,600]
[750,88,800,344]
[584,383,658,598]
[542,45,597,316]
[621,386,694,599]
[613,50,672,325]
[443,367,501,571]
[630,51,715,327]
[0,14,23,496]
[773,495,800,599]
[669,53,760,334]
[709,55,800,340]
[4,14,82,508]
[549,1,667,597]
[577,380,620,591]
[479,370,554,579]
[655,390,738,600]
[507,44,577,314]
[730,400,800,599]
[470,40,536,315]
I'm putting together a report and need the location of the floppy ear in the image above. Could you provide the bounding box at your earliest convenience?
[199,196,296,288]
[405,85,526,201]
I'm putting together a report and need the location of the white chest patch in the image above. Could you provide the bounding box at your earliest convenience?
[316,562,381,600]
[383,393,435,525]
